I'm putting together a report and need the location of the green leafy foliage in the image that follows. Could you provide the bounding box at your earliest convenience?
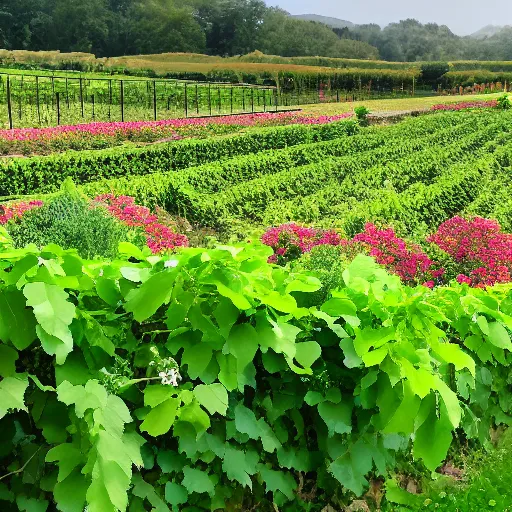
[1,235,512,511]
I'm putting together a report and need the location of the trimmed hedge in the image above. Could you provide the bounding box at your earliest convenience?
[0,120,358,196]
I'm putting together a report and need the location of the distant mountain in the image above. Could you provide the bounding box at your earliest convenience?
[291,14,355,29]
[470,24,511,38]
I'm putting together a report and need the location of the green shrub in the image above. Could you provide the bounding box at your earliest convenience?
[497,93,511,110]
[354,105,371,126]
[6,191,132,259]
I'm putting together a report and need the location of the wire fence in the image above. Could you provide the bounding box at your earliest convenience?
[0,72,437,128]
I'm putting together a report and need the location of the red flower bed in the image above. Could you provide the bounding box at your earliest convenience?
[0,200,44,225]
[428,216,512,287]
[431,100,497,112]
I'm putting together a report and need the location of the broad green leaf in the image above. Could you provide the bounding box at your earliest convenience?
[487,321,512,350]
[144,385,176,408]
[294,341,321,368]
[46,444,83,482]
[384,479,423,507]
[24,282,75,362]
[178,400,210,435]
[157,451,185,474]
[432,341,476,376]
[353,326,395,357]
[0,375,28,419]
[225,324,259,372]
[433,376,461,428]
[216,353,238,391]
[16,496,48,512]
[181,466,215,496]
[164,482,188,507]
[0,344,18,377]
[321,298,360,327]
[413,397,453,471]
[235,404,260,440]
[383,382,421,435]
[260,291,297,313]
[140,397,180,437]
[131,474,170,512]
[222,444,256,488]
[329,438,373,496]
[194,384,228,416]
[285,275,322,294]
[258,466,296,500]
[56,380,108,418]
[0,289,37,350]
[53,471,88,512]
[124,269,177,322]
[213,281,251,310]
[318,401,353,436]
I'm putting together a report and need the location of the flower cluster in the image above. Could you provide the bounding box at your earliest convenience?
[352,223,443,286]
[431,100,498,112]
[0,200,44,225]
[93,194,188,254]
[428,216,512,287]
[262,222,442,286]
[261,223,344,265]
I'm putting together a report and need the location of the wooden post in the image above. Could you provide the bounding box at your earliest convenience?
[251,87,254,113]
[230,86,233,114]
[91,94,95,120]
[6,76,13,129]
[109,80,113,119]
[218,87,221,113]
[195,83,199,115]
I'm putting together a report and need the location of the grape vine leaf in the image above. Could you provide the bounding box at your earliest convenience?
[0,375,29,419]
[0,289,37,350]
[140,397,180,437]
[194,383,228,416]
[234,404,260,439]
[164,482,188,507]
[52,470,88,512]
[16,496,48,512]
[24,283,75,363]
[329,438,373,495]
[124,269,177,322]
[181,466,215,496]
[222,444,257,488]
[132,474,170,512]
[56,380,108,418]
[0,344,18,377]
[258,466,296,500]
[45,444,83,482]
[317,401,353,436]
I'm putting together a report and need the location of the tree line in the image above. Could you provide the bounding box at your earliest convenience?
[0,1,510,62]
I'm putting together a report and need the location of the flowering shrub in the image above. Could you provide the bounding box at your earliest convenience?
[431,100,498,111]
[428,216,512,287]
[93,194,189,254]
[352,223,443,287]
[0,200,44,224]
[261,223,344,265]
[262,222,442,286]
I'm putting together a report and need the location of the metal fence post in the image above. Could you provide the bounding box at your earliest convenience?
[91,94,95,120]
[153,81,157,121]
[36,75,41,124]
[56,92,61,125]
[184,83,188,118]
[6,76,13,129]
[195,84,199,115]
[208,83,212,116]
[79,77,84,118]
[120,80,124,122]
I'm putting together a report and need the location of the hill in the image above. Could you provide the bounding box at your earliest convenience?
[470,24,511,38]
[291,14,355,29]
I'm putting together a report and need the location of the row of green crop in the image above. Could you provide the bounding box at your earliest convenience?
[0,120,358,197]
[81,111,482,209]
[77,111,511,231]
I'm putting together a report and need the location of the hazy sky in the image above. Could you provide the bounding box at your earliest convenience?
[263,0,511,35]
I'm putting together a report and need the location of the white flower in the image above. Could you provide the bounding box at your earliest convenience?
[160,368,182,387]
[164,259,179,268]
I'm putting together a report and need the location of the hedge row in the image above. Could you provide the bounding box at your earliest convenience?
[0,120,358,197]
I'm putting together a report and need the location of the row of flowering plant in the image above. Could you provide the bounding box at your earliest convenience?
[263,217,512,288]
[431,100,498,111]
[0,111,353,156]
